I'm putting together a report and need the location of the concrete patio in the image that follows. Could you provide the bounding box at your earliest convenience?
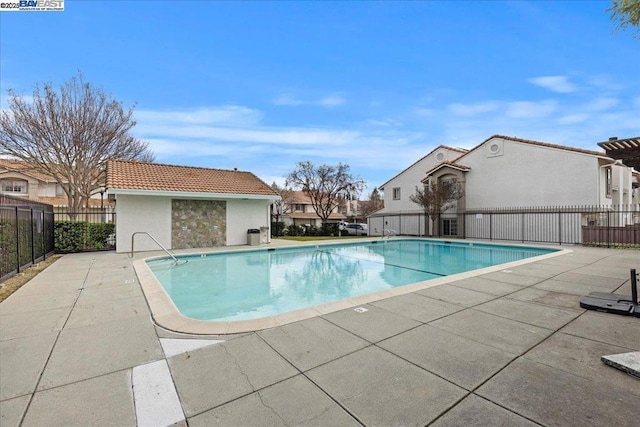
[1,241,638,426]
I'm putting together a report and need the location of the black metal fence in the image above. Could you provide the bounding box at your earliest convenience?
[1,195,55,281]
[368,205,640,248]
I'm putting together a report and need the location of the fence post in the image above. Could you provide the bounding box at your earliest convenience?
[30,208,35,265]
[42,210,46,261]
[607,210,611,248]
[14,206,20,274]
[521,211,525,243]
[489,213,492,241]
[558,209,562,245]
[461,212,466,239]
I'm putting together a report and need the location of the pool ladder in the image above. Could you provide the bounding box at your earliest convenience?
[382,229,397,239]
[130,231,182,264]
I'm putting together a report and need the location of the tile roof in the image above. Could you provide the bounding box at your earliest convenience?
[0,159,58,182]
[479,135,609,158]
[35,196,108,207]
[106,159,279,196]
[423,161,471,178]
[289,190,313,203]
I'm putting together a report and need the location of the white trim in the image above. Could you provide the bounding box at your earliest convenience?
[109,188,280,200]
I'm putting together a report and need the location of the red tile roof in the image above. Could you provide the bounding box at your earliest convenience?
[35,196,108,207]
[289,190,313,203]
[106,159,278,196]
[0,159,58,182]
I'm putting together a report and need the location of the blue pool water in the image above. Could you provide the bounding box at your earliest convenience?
[147,239,556,322]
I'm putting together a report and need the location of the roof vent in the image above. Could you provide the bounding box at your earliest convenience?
[234,167,238,171]
[609,137,618,141]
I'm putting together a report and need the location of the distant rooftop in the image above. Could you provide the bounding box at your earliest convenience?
[106,159,278,197]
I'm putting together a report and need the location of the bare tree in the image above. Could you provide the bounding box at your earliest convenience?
[360,186,384,218]
[409,180,463,236]
[270,182,294,236]
[286,161,365,224]
[0,73,154,212]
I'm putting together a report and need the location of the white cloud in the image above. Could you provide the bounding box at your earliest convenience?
[585,75,623,92]
[506,100,557,118]
[130,77,639,197]
[272,93,346,107]
[557,114,589,125]
[135,106,262,127]
[364,118,403,127]
[136,123,359,146]
[132,105,426,185]
[272,95,303,106]
[414,107,434,117]
[432,94,639,152]
[318,95,346,107]
[448,101,499,116]
[585,97,619,112]
[528,76,577,93]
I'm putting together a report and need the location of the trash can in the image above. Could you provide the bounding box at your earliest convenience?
[247,229,260,246]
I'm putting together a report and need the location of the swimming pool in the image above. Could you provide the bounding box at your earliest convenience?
[143,239,559,327]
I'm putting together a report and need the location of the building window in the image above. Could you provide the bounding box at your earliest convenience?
[605,167,612,198]
[1,179,28,194]
[293,203,304,212]
[442,218,458,236]
[392,187,401,200]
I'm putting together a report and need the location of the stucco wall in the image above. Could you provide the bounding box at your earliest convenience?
[116,195,172,253]
[379,147,463,214]
[117,195,272,252]
[226,199,271,245]
[464,138,602,208]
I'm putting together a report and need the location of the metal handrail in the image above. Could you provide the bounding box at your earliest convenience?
[382,229,397,238]
[130,231,179,263]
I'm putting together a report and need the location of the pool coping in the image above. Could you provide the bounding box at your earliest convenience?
[132,238,572,335]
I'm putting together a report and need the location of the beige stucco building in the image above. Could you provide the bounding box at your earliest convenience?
[370,135,639,239]
[106,160,280,253]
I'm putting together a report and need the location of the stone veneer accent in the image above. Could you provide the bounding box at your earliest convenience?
[171,199,226,249]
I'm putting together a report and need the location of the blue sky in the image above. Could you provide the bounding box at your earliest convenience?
[1,0,639,197]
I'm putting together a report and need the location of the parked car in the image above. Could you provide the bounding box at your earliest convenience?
[344,223,368,236]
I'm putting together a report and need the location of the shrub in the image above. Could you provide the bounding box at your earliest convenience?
[286,224,303,236]
[271,221,285,237]
[54,221,115,253]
